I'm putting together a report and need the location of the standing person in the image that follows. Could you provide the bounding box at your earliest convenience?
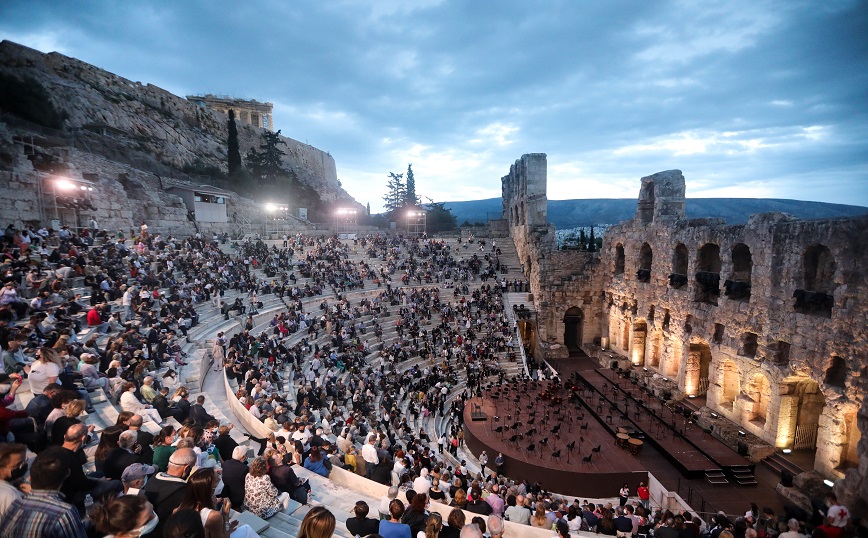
[379,499,412,538]
[478,450,488,477]
[637,481,650,511]
[619,483,630,507]
[361,435,379,479]
[495,452,505,476]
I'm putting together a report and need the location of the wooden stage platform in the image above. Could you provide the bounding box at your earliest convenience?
[463,357,780,510]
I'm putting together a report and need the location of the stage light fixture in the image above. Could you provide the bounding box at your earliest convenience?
[823,480,834,487]
[782,449,792,454]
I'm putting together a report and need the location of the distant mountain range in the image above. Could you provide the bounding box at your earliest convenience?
[442,198,868,229]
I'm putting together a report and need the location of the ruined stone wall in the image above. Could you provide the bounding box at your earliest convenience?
[502,160,868,511]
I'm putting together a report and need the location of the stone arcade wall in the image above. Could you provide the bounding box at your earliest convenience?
[501,157,868,514]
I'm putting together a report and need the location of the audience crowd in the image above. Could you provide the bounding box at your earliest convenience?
[0,223,855,538]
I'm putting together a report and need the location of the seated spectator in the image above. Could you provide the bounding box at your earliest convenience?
[50,397,91,445]
[3,448,87,537]
[221,446,250,510]
[140,376,158,403]
[152,426,178,472]
[266,448,309,505]
[402,492,429,536]
[466,487,493,515]
[189,394,216,428]
[86,303,111,333]
[50,423,124,511]
[0,443,28,519]
[163,508,207,538]
[93,425,125,475]
[143,447,198,538]
[92,493,159,537]
[153,386,182,421]
[429,477,449,504]
[27,346,63,394]
[0,375,28,444]
[214,424,239,462]
[244,456,290,519]
[2,336,32,376]
[347,500,380,537]
[122,462,158,495]
[440,508,466,538]
[176,467,259,538]
[379,486,399,520]
[297,506,336,538]
[104,429,144,481]
[379,498,412,538]
[78,353,105,390]
[303,447,331,477]
[119,381,163,424]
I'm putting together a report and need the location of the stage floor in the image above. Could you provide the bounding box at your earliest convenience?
[463,357,791,515]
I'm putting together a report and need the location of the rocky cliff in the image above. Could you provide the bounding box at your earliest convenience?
[0,40,359,235]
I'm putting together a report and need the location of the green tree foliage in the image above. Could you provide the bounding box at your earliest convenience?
[404,163,420,207]
[579,229,587,249]
[588,226,596,252]
[245,129,288,190]
[424,198,458,233]
[0,73,67,129]
[383,172,406,213]
[227,109,242,176]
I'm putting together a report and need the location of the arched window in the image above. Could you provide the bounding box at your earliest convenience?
[695,243,721,304]
[614,244,625,276]
[725,244,752,301]
[824,356,847,388]
[669,243,689,288]
[637,243,652,283]
[795,245,835,316]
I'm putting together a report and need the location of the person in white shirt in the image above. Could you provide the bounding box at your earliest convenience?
[361,435,379,479]
[119,381,162,424]
[27,347,62,396]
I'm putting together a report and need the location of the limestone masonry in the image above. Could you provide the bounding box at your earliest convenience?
[502,153,867,515]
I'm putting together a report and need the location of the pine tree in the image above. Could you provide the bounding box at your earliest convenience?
[246,129,287,190]
[579,229,587,250]
[227,109,242,176]
[588,227,596,252]
[366,202,371,215]
[404,163,419,206]
[383,172,406,213]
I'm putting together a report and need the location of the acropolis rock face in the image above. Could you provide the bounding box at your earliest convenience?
[503,155,868,514]
[0,40,356,235]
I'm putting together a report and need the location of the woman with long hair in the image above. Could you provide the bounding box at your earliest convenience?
[297,506,336,538]
[244,456,290,519]
[422,513,443,538]
[401,492,428,536]
[91,493,158,537]
[176,467,259,538]
[94,425,125,473]
[303,447,331,477]
[28,346,62,396]
[530,502,548,528]
[152,425,177,472]
[50,398,91,445]
[448,488,467,510]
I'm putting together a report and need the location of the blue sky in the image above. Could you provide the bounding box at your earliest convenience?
[2,0,867,212]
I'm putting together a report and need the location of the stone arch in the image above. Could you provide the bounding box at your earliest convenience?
[685,338,712,395]
[637,243,652,282]
[719,360,740,409]
[777,377,825,451]
[695,243,722,304]
[631,319,647,366]
[803,244,836,292]
[563,306,584,355]
[673,243,689,274]
[614,243,625,276]
[824,355,847,388]
[747,373,771,426]
[726,243,752,301]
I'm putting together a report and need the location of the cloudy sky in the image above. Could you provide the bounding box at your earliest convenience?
[2,0,867,211]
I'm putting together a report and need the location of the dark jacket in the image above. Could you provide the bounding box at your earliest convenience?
[220,458,249,510]
[103,447,142,481]
[189,403,216,427]
[214,433,238,462]
[143,472,189,538]
[347,516,380,537]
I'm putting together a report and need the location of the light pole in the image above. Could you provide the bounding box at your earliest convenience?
[264,203,289,237]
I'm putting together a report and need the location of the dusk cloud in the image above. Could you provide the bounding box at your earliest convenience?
[1,0,865,211]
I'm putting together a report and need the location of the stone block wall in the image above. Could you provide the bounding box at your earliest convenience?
[501,155,868,512]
